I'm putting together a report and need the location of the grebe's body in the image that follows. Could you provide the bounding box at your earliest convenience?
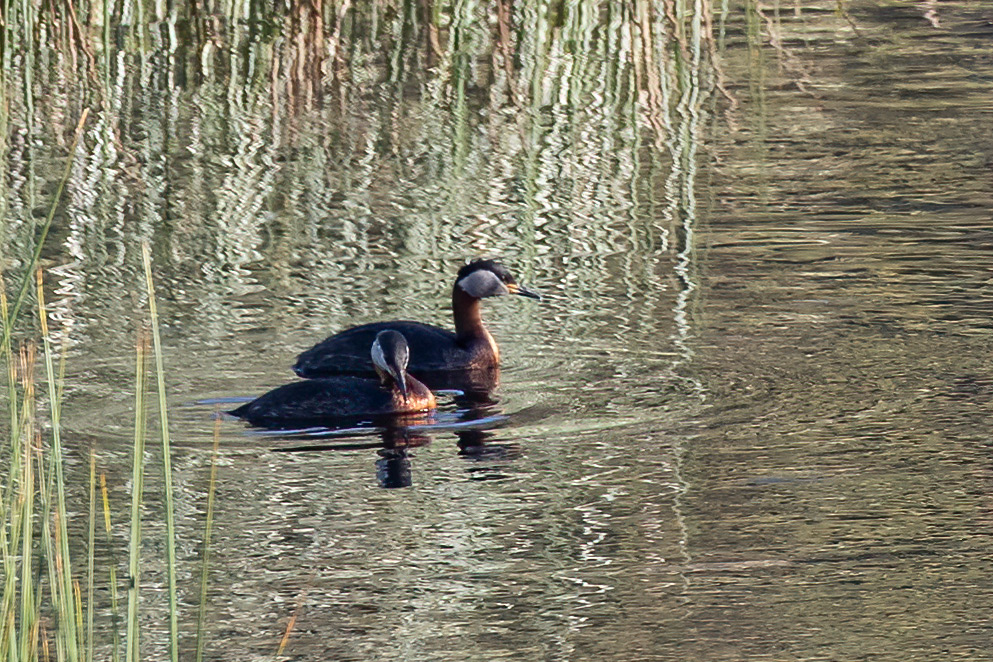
[232,331,435,428]
[294,321,486,374]
[293,260,538,378]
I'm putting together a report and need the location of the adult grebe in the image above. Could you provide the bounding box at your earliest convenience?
[292,259,539,378]
[231,330,436,428]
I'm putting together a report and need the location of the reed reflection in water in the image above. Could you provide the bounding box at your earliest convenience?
[3,1,993,661]
[3,0,711,375]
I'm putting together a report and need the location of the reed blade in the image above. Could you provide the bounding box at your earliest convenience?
[140,242,180,662]
[125,331,148,662]
[37,268,80,661]
[18,426,36,659]
[100,473,122,662]
[194,414,222,662]
[87,451,96,662]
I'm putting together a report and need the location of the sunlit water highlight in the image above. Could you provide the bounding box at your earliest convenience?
[2,2,992,661]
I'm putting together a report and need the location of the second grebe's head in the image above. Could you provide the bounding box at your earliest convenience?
[371,330,410,395]
[455,259,541,301]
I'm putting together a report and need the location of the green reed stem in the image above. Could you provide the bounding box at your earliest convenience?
[0,281,17,541]
[1,111,86,662]
[0,467,11,660]
[39,433,68,662]
[87,451,96,662]
[0,109,89,357]
[100,473,122,662]
[3,346,32,659]
[195,414,222,662]
[74,577,84,655]
[126,331,148,662]
[18,428,36,659]
[38,268,80,662]
[40,434,69,662]
[0,18,7,228]
[140,242,179,662]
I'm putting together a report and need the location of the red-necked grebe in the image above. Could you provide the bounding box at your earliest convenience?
[232,330,436,428]
[292,259,539,378]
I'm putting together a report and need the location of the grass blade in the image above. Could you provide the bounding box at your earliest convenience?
[37,267,80,661]
[140,242,180,662]
[18,427,36,659]
[274,588,309,660]
[87,451,96,662]
[0,280,21,656]
[99,473,122,662]
[1,281,18,489]
[194,413,222,662]
[125,330,149,662]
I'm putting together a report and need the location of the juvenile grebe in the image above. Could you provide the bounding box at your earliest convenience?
[231,330,436,428]
[292,259,539,378]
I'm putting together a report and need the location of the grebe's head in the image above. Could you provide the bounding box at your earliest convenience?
[454,259,541,301]
[371,330,410,395]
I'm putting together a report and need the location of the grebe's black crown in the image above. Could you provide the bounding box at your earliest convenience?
[456,258,541,301]
[457,259,517,285]
[373,330,410,367]
[372,330,410,394]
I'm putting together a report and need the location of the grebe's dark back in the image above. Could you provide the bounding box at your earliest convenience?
[293,259,539,378]
[232,330,435,428]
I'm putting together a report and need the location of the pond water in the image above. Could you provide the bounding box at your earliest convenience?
[2,1,992,660]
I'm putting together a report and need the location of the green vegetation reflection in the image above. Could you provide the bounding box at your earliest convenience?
[1,0,734,657]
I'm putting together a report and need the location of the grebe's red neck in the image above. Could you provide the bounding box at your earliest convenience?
[395,372,436,411]
[452,286,499,361]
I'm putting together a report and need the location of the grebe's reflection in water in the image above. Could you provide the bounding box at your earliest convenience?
[250,385,511,488]
[265,411,513,489]
[229,362,514,488]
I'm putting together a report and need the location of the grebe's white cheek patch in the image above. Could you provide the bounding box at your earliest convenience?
[371,337,388,372]
[457,269,510,298]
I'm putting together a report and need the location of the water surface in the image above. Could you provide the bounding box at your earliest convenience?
[2,1,992,660]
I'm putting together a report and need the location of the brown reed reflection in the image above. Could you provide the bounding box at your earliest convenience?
[0,2,740,433]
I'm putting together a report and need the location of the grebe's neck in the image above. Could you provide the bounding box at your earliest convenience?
[393,372,437,412]
[452,286,499,361]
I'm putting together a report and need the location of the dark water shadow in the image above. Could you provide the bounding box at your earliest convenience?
[218,370,514,487]
[263,412,515,488]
